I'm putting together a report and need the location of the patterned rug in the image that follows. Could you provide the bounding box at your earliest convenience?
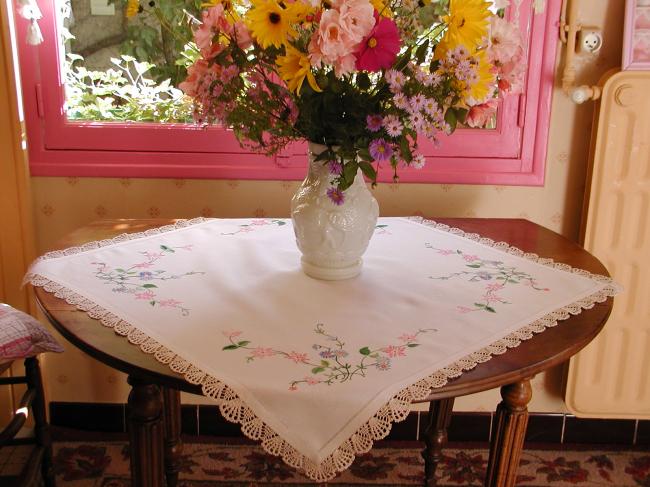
[3,441,650,486]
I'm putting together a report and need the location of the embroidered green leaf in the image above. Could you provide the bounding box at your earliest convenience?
[485,306,497,313]
[237,341,250,347]
[320,360,330,367]
[359,347,371,356]
[474,303,486,308]
[466,264,481,268]
[116,268,125,273]
[142,284,158,288]
[222,345,239,350]
[376,224,388,229]
[311,367,325,374]
[407,343,419,347]
[149,301,156,306]
[273,220,286,226]
[160,245,175,253]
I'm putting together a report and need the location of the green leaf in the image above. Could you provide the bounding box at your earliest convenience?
[320,360,330,367]
[149,301,156,306]
[399,137,413,163]
[474,303,486,308]
[160,245,175,252]
[311,367,325,374]
[359,347,371,356]
[141,284,158,288]
[429,59,440,73]
[444,108,458,133]
[222,345,239,350]
[455,107,468,124]
[237,340,250,346]
[116,268,125,273]
[415,39,430,65]
[466,264,481,268]
[359,161,377,181]
[407,343,419,347]
[485,306,497,313]
[357,72,371,90]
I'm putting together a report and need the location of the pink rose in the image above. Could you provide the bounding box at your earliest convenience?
[466,99,498,128]
[338,0,375,44]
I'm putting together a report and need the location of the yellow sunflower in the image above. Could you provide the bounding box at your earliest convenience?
[441,0,491,51]
[201,0,242,22]
[465,50,495,103]
[246,0,299,49]
[276,45,321,94]
[125,0,140,18]
[370,0,392,18]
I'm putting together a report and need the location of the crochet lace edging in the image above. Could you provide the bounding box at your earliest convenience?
[25,217,620,481]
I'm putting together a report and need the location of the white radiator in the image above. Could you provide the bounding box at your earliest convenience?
[566,70,650,419]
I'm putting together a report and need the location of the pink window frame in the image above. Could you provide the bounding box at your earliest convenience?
[14,0,560,185]
[623,0,650,71]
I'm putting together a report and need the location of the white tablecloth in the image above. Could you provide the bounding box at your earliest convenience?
[26,217,619,480]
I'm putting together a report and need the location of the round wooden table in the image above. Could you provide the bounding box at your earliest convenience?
[34,218,615,487]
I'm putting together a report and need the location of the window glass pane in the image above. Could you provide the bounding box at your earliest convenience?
[59,0,198,123]
[57,0,511,128]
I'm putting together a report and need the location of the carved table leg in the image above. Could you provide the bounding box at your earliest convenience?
[162,387,183,487]
[485,380,533,487]
[421,398,455,487]
[127,375,165,487]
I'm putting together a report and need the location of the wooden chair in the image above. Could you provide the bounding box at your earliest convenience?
[0,357,55,487]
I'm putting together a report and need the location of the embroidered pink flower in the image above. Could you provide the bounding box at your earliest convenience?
[437,249,455,255]
[251,347,276,358]
[486,282,505,292]
[355,16,400,72]
[222,330,243,339]
[305,376,320,385]
[135,290,155,300]
[463,254,480,262]
[457,305,474,313]
[382,344,406,357]
[286,351,310,364]
[133,262,154,269]
[289,384,298,391]
[158,298,183,307]
[398,333,417,342]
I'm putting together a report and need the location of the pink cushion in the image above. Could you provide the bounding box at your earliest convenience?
[0,304,63,361]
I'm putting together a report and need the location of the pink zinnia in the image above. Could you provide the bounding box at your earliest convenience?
[354,16,400,72]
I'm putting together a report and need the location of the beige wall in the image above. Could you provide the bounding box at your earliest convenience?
[30,0,625,412]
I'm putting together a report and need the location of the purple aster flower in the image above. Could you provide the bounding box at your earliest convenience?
[328,160,343,175]
[366,114,383,132]
[412,153,426,169]
[327,187,345,206]
[369,138,393,162]
[383,115,403,137]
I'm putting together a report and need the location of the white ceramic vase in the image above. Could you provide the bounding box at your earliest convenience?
[291,142,379,280]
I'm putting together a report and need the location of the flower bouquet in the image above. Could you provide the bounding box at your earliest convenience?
[179,0,524,278]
